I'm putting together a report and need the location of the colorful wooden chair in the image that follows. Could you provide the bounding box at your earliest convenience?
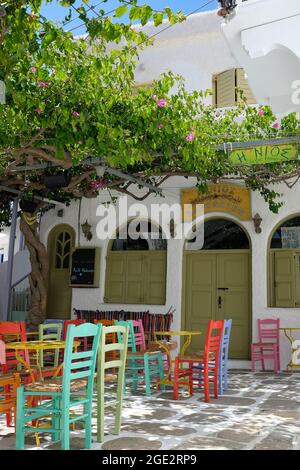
[63,319,87,352]
[173,320,224,402]
[218,319,232,395]
[96,324,128,442]
[43,320,65,339]
[0,373,20,428]
[16,322,101,450]
[251,319,280,373]
[94,319,117,363]
[38,322,63,368]
[116,320,164,396]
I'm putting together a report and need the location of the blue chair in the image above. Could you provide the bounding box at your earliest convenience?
[218,319,232,395]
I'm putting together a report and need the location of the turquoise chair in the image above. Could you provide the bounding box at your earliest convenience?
[115,320,164,396]
[16,322,101,450]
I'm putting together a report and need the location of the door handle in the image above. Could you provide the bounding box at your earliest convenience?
[218,296,222,308]
[217,288,229,291]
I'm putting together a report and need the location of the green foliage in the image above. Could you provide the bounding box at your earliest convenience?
[0,1,299,227]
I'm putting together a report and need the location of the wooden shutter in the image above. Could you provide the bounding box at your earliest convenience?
[236,68,256,104]
[213,68,256,108]
[104,253,126,303]
[274,251,295,307]
[125,253,145,304]
[144,252,167,305]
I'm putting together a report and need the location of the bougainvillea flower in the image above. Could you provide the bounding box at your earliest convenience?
[30,67,37,74]
[35,107,43,114]
[258,109,265,117]
[186,131,196,142]
[38,81,50,87]
[157,98,167,107]
[72,111,80,117]
[90,180,107,190]
[157,123,164,129]
[272,122,280,129]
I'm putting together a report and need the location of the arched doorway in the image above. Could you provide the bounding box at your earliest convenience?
[47,224,75,319]
[183,218,251,359]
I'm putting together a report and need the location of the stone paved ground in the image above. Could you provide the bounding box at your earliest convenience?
[1,371,300,450]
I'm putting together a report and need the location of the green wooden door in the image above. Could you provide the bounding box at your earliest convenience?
[47,224,75,319]
[184,251,250,359]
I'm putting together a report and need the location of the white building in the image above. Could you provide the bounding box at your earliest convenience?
[2,7,300,370]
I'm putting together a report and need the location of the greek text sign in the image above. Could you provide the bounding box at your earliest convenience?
[182,184,251,222]
[229,144,298,165]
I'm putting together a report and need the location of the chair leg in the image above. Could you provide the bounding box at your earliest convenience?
[224,361,228,391]
[173,358,179,401]
[97,369,105,443]
[52,396,60,442]
[204,364,210,402]
[61,406,70,450]
[214,366,218,399]
[144,355,151,397]
[218,357,223,396]
[85,398,93,449]
[157,353,165,391]
[261,347,265,371]
[16,386,25,450]
[251,346,255,372]
[114,364,125,436]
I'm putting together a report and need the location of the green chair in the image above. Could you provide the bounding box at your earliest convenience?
[116,320,164,397]
[16,322,101,450]
[96,324,129,443]
[38,322,63,369]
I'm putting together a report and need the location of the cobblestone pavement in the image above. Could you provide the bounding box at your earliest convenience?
[1,372,300,450]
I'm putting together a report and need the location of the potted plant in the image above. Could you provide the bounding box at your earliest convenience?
[43,170,71,189]
[19,197,38,213]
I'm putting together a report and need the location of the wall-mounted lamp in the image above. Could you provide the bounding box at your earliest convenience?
[81,219,93,241]
[252,213,262,234]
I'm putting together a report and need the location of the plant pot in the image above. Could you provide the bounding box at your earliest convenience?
[19,198,38,213]
[43,171,71,189]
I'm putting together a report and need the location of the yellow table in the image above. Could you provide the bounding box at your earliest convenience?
[5,340,80,382]
[154,331,202,388]
[280,327,300,371]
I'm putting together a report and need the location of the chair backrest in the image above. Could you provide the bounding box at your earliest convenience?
[0,321,29,371]
[115,320,136,352]
[98,324,129,372]
[93,319,115,326]
[258,319,280,344]
[63,319,86,340]
[39,322,63,341]
[43,319,65,339]
[131,320,146,352]
[220,319,232,362]
[204,320,224,363]
[62,323,101,396]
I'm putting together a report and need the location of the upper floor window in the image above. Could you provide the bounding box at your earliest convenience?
[212,68,256,108]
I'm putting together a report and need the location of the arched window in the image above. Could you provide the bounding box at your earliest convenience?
[186,218,250,250]
[112,221,167,251]
[269,216,300,307]
[105,220,167,305]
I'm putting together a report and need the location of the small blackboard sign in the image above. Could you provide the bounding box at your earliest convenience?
[69,247,100,287]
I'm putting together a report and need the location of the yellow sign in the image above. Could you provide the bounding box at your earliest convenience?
[230,144,298,165]
[182,184,251,222]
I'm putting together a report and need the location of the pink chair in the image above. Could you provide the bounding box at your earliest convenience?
[251,319,280,373]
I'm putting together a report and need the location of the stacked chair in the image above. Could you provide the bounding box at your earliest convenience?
[173,319,232,402]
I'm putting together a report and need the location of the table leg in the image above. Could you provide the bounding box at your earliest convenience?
[181,335,192,357]
[15,350,36,383]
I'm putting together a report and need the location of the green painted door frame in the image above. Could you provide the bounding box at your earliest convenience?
[182,249,252,359]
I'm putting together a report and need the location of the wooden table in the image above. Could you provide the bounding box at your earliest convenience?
[154,331,202,388]
[5,340,80,382]
[280,327,300,371]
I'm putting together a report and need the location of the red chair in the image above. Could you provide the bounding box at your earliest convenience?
[0,321,29,375]
[173,320,224,402]
[63,319,87,351]
[251,319,280,373]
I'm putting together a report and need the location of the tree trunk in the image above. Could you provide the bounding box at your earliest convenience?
[20,213,48,329]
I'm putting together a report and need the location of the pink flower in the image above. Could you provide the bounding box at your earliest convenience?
[152,95,157,101]
[258,109,265,117]
[157,98,167,108]
[272,122,280,129]
[35,107,43,114]
[30,67,37,74]
[90,180,107,190]
[186,131,196,142]
[38,81,50,88]
[72,111,80,117]
[157,123,164,129]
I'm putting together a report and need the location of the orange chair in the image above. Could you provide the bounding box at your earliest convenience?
[0,321,29,375]
[63,320,87,351]
[94,319,117,362]
[0,373,20,428]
